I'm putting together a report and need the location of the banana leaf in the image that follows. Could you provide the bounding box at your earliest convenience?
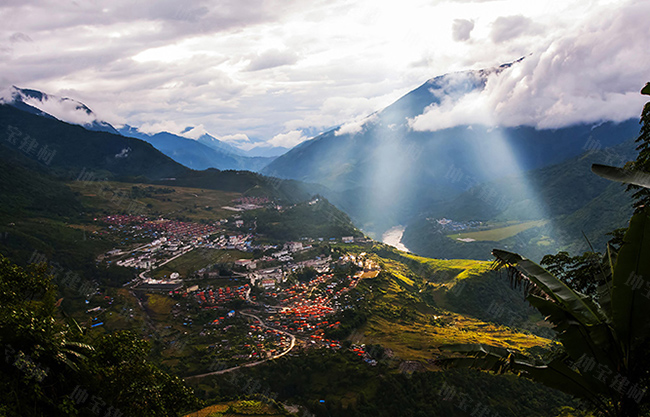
[591,164,650,189]
[492,249,606,327]
[438,346,613,414]
[611,209,650,362]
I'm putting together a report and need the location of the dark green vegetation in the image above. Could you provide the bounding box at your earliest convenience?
[249,198,364,241]
[626,82,650,212]
[189,348,579,417]
[0,255,200,416]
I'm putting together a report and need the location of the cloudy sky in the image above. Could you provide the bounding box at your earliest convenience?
[1,0,649,152]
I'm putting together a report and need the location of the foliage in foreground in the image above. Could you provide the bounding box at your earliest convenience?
[440,85,650,417]
[0,254,200,416]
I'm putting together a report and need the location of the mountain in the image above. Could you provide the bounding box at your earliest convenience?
[261,63,639,236]
[3,86,275,173]
[117,126,275,172]
[1,86,120,134]
[0,104,317,203]
[189,129,245,155]
[400,138,638,262]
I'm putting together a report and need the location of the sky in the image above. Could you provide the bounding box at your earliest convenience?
[1,0,649,152]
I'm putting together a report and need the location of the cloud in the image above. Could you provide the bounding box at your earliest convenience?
[180,125,210,139]
[410,1,650,132]
[246,49,299,71]
[138,120,186,135]
[0,0,647,148]
[335,114,378,136]
[490,15,540,43]
[9,32,32,43]
[219,133,251,144]
[452,19,474,42]
[267,130,309,148]
[17,93,99,126]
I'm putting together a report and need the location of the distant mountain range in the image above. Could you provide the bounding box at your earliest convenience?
[261,62,640,244]
[116,125,275,172]
[1,86,277,172]
[0,104,318,203]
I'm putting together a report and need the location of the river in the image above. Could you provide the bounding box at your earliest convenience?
[381,225,410,252]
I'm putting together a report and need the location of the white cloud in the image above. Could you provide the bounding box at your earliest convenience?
[20,94,98,126]
[180,125,210,139]
[267,130,309,148]
[220,133,251,144]
[410,0,650,132]
[490,15,540,43]
[246,49,300,71]
[0,0,647,146]
[138,120,186,135]
[335,114,378,136]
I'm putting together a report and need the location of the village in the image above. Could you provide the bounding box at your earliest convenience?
[90,209,381,374]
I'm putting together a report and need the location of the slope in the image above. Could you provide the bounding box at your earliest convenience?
[401,138,638,261]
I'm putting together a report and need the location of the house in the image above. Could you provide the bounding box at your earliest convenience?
[260,278,275,289]
[342,236,354,244]
[286,241,303,252]
[235,259,257,270]
[272,250,289,258]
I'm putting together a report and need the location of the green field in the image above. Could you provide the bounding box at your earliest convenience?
[152,248,253,278]
[447,220,549,242]
[68,181,243,222]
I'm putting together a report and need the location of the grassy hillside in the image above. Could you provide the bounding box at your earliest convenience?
[250,198,364,241]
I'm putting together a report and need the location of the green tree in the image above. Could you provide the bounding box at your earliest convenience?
[441,216,650,417]
[540,251,603,296]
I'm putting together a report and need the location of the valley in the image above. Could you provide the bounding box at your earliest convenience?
[0,116,574,415]
[1,50,647,417]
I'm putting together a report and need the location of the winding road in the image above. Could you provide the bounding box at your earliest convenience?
[184,311,296,380]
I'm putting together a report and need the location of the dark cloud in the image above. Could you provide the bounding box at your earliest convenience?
[452,19,474,42]
[9,33,32,43]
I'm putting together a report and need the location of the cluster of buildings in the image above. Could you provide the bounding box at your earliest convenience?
[101,215,220,239]
[191,285,250,307]
[222,196,272,212]
[435,218,483,232]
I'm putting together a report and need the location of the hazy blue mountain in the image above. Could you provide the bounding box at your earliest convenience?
[193,130,245,155]
[117,126,275,172]
[262,63,639,236]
